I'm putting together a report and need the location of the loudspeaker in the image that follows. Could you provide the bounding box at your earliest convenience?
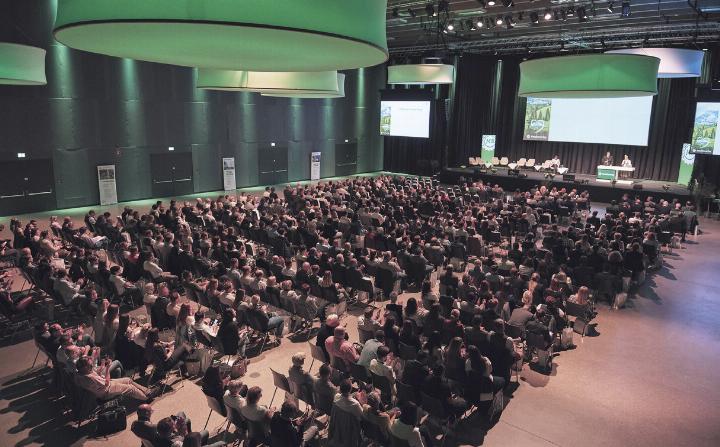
[633,183,643,190]
[508,169,521,176]
[562,173,575,182]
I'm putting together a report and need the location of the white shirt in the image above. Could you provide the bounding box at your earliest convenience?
[143,260,164,278]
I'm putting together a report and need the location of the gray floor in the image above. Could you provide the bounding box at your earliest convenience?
[1,208,719,446]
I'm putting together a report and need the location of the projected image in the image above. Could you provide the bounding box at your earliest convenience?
[522,96,653,146]
[379,100,431,138]
[690,103,720,155]
[524,98,552,141]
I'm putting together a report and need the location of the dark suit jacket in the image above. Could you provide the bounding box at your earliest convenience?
[130,419,157,444]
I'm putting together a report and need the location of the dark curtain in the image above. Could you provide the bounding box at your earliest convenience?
[448,56,502,167]
[447,52,716,183]
[383,99,447,175]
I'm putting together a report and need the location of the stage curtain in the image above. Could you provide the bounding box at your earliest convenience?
[383,99,447,175]
[447,54,702,183]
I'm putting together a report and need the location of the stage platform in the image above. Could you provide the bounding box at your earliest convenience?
[441,167,692,203]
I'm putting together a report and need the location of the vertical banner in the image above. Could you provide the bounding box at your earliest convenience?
[222,157,236,191]
[310,152,321,181]
[97,165,118,206]
[677,143,695,186]
[481,135,496,163]
[523,98,552,141]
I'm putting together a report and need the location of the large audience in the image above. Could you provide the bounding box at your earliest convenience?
[0,174,698,446]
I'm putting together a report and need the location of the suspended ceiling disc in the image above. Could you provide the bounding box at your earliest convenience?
[262,74,346,98]
[53,0,388,71]
[197,69,340,95]
[518,54,660,98]
[387,64,455,84]
[0,43,47,85]
[606,48,704,78]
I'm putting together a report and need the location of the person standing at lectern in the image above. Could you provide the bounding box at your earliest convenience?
[620,155,633,179]
[601,151,614,166]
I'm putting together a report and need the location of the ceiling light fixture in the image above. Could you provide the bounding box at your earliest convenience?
[607,2,615,13]
[54,0,388,72]
[0,43,47,86]
[545,9,553,20]
[496,16,504,25]
[530,11,539,24]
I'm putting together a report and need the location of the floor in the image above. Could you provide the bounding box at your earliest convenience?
[1,192,719,446]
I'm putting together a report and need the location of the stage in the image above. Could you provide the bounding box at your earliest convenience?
[440,167,692,203]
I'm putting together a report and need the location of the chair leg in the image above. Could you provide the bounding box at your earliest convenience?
[269,386,278,408]
[308,358,315,373]
[203,409,213,430]
[30,348,40,370]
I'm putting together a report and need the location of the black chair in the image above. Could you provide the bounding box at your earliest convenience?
[313,390,334,416]
[398,342,417,361]
[390,433,411,447]
[505,323,525,340]
[361,418,389,446]
[308,341,329,372]
[203,394,227,430]
[564,301,592,337]
[358,327,375,344]
[420,392,450,441]
[374,267,396,298]
[395,380,417,405]
[269,368,292,408]
[370,371,393,405]
[349,362,370,385]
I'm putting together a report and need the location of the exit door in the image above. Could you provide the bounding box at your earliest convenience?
[150,152,194,197]
[258,145,288,185]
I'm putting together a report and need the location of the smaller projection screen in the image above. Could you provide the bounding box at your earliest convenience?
[380,90,433,138]
[523,96,654,146]
[690,102,720,155]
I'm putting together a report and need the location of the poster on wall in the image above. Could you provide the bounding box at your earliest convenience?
[678,143,695,186]
[311,152,321,181]
[481,135,496,163]
[97,165,118,205]
[523,98,552,141]
[222,157,237,191]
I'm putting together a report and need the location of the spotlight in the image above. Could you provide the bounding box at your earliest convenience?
[607,1,615,13]
[567,6,575,17]
[504,15,515,28]
[487,0,496,6]
[530,11,539,24]
[392,7,399,18]
[17,152,26,158]
[501,0,514,8]
[426,4,436,17]
[621,1,631,17]
[447,22,455,31]
[544,9,553,20]
[477,18,485,28]
[496,16,504,25]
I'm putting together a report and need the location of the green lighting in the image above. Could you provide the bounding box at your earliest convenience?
[54,0,388,71]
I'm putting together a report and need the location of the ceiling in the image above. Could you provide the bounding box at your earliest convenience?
[386,0,720,56]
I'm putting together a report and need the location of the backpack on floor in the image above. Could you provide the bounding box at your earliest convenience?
[95,399,126,436]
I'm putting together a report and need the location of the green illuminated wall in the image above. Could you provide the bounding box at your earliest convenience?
[0,0,384,213]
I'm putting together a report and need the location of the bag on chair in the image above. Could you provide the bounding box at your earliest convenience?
[560,327,574,349]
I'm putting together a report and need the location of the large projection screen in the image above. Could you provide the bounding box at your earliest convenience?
[523,96,654,146]
[690,102,720,155]
[380,100,431,138]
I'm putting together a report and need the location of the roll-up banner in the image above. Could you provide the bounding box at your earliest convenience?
[97,164,117,205]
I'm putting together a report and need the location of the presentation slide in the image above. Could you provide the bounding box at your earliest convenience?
[690,102,720,155]
[380,100,431,138]
[523,96,653,146]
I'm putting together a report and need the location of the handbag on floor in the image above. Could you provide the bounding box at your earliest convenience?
[95,399,126,436]
[560,327,574,349]
[613,292,628,309]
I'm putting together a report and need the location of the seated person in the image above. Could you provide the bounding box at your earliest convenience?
[324,326,359,369]
[247,294,285,340]
[224,378,248,414]
[288,352,314,403]
[389,402,428,447]
[240,386,273,441]
[270,400,319,447]
[74,356,151,402]
[357,330,385,368]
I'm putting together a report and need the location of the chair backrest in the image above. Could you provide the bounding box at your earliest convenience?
[361,418,389,444]
[358,327,375,344]
[308,341,329,365]
[349,362,370,384]
[526,332,548,350]
[205,394,227,417]
[468,157,479,166]
[505,323,525,340]
[225,404,246,431]
[526,158,535,166]
[500,157,509,165]
[270,368,292,394]
[395,380,417,405]
[390,433,412,447]
[331,355,349,373]
[247,419,269,442]
[371,371,393,403]
[491,157,500,165]
[564,301,589,319]
[313,390,334,415]
[398,343,417,361]
[517,157,527,166]
[420,392,447,421]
